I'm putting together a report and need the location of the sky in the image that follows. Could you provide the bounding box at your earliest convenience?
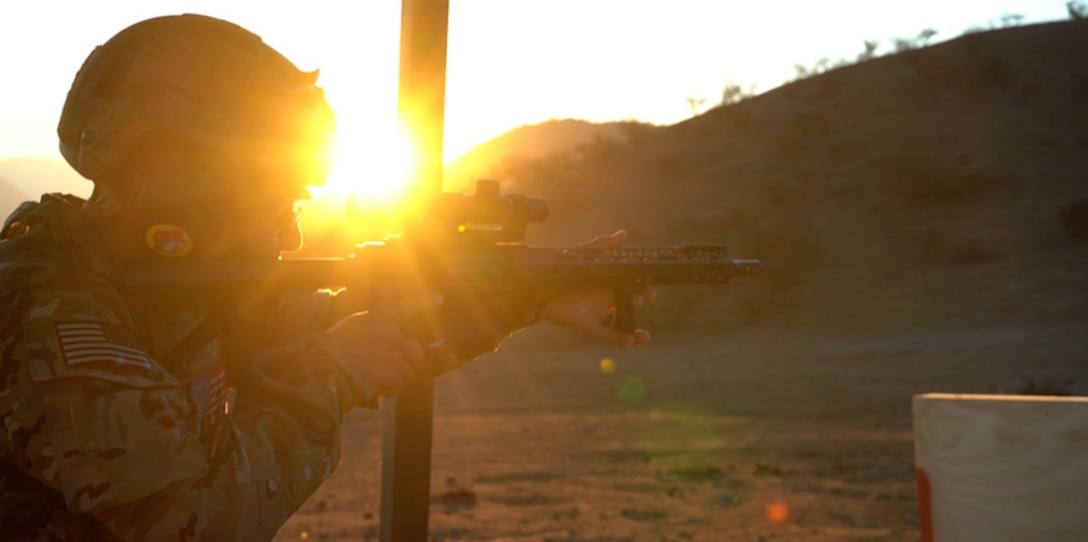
[0,0,1074,188]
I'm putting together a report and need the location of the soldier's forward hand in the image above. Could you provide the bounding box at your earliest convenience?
[540,230,656,347]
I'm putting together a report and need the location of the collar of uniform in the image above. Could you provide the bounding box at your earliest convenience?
[30,193,116,278]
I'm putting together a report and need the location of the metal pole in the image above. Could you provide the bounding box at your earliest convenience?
[380,2,449,542]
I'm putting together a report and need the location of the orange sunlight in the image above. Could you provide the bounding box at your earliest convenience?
[295,119,420,255]
[315,121,416,203]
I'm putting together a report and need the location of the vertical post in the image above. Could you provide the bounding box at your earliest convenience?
[379,381,434,542]
[380,2,449,542]
[397,0,449,200]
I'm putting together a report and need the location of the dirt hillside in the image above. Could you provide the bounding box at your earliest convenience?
[444,119,650,193]
[471,19,1088,337]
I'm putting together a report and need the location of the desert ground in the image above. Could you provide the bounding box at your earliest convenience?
[273,310,1088,542]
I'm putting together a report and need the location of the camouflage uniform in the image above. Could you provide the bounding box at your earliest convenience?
[0,194,374,540]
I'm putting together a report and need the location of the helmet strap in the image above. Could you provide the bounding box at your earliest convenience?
[87,183,125,218]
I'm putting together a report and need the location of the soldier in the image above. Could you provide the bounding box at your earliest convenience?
[0,14,652,540]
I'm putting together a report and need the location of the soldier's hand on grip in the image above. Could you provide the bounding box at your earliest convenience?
[318,294,444,397]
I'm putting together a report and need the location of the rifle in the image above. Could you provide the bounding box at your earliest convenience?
[120,179,761,336]
[120,178,761,351]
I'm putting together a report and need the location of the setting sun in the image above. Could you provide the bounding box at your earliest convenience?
[316,121,417,202]
[294,119,420,255]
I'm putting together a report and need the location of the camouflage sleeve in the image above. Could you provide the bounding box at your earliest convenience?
[0,266,372,540]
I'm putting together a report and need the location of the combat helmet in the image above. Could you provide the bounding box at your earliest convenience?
[57,13,335,194]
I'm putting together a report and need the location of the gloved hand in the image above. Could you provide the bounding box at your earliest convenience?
[381,289,536,378]
[432,230,656,365]
[540,230,655,347]
[310,294,443,398]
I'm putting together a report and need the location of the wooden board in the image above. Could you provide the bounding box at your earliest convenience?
[913,393,1088,541]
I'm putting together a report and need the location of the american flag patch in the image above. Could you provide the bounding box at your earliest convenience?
[54,321,153,370]
[189,366,228,417]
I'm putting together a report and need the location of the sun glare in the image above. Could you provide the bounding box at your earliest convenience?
[291,119,421,249]
[316,122,416,203]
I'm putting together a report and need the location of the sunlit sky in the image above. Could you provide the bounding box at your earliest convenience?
[0,1,1072,181]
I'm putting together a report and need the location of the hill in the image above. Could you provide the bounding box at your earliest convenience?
[468,19,1088,336]
[443,118,655,193]
[0,176,34,221]
[0,157,92,217]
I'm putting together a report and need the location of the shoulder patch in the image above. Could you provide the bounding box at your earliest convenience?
[54,321,153,371]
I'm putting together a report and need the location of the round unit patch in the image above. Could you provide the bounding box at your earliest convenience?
[145,224,193,257]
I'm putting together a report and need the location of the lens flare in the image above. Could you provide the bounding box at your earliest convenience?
[599,357,616,374]
[765,500,789,524]
[618,376,644,402]
[316,121,416,202]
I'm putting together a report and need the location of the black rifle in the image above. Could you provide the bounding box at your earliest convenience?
[120,179,761,336]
